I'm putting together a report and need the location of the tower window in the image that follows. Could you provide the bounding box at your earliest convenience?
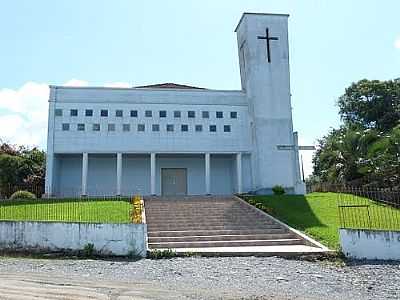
[152,124,160,132]
[55,109,63,116]
[116,110,123,117]
[202,111,209,118]
[181,124,188,132]
[209,125,217,132]
[77,123,85,131]
[138,124,145,132]
[123,124,130,132]
[101,110,108,117]
[195,125,203,132]
[145,110,152,117]
[174,111,181,118]
[230,112,237,119]
[224,125,231,132]
[62,123,70,131]
[108,124,116,132]
[216,111,223,118]
[70,109,78,116]
[130,110,138,117]
[93,124,100,131]
[85,109,93,117]
[167,124,174,132]
[159,110,167,118]
[188,111,195,118]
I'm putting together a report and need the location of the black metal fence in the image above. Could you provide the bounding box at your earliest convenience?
[338,189,400,231]
[0,196,134,224]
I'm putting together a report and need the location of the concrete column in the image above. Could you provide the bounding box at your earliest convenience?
[150,153,156,195]
[236,153,242,194]
[82,152,88,196]
[44,153,54,197]
[116,153,122,196]
[205,153,211,195]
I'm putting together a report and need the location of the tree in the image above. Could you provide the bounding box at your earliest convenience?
[337,79,400,132]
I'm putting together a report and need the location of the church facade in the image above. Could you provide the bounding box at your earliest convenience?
[45,13,306,197]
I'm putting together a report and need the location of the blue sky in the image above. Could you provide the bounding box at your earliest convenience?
[0,0,399,176]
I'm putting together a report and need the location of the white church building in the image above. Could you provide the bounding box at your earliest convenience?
[45,12,306,197]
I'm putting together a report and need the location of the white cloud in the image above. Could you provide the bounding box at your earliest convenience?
[395,37,400,49]
[0,80,131,150]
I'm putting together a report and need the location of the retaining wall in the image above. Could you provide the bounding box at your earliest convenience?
[340,228,400,260]
[0,221,147,257]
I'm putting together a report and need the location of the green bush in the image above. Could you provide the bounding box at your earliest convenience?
[272,185,285,195]
[148,249,176,259]
[9,190,36,200]
[83,243,95,257]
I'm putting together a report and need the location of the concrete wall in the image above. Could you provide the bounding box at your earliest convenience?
[0,221,147,257]
[340,229,400,260]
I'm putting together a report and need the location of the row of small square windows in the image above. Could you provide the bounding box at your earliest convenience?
[55,109,237,119]
[61,123,231,132]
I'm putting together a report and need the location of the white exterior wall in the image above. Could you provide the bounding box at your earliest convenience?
[340,229,400,260]
[0,221,147,257]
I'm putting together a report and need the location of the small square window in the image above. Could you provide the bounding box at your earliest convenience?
[138,124,145,132]
[62,123,70,131]
[130,110,138,117]
[188,111,195,118]
[70,109,78,116]
[145,110,152,117]
[116,110,123,117]
[152,124,160,132]
[224,125,231,132]
[167,124,174,132]
[195,125,202,132]
[216,111,223,118]
[202,111,209,118]
[108,124,116,132]
[77,123,85,131]
[159,110,167,118]
[174,111,181,118]
[123,124,130,132]
[55,109,62,116]
[181,124,188,132]
[93,124,100,131]
[209,125,217,132]
[85,109,93,117]
[230,111,237,119]
[101,109,108,117]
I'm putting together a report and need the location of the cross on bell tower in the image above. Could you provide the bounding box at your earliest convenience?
[257,27,279,63]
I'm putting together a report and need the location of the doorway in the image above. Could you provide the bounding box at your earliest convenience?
[161,168,188,196]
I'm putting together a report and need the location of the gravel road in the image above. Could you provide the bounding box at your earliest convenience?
[0,256,399,299]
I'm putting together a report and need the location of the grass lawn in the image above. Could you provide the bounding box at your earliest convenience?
[0,198,132,223]
[248,192,400,250]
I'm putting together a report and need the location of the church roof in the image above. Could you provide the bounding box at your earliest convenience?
[135,83,206,90]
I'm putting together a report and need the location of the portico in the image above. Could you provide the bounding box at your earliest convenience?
[48,152,248,197]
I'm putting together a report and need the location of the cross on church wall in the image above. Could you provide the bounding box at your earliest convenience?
[257,27,279,63]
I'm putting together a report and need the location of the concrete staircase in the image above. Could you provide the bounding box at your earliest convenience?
[144,196,322,253]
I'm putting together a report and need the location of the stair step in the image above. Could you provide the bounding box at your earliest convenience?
[147,225,282,231]
[147,228,288,237]
[148,239,305,249]
[148,233,296,242]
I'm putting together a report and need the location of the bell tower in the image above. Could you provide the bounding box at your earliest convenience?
[235,13,302,193]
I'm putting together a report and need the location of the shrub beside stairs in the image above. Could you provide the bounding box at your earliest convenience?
[144,196,328,256]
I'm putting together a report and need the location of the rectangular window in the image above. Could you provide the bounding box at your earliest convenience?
[174,110,181,118]
[202,111,209,118]
[224,125,231,132]
[77,123,85,131]
[159,110,167,118]
[93,123,100,131]
[101,109,108,117]
[230,111,237,119]
[123,124,130,132]
[188,111,195,118]
[138,124,145,132]
[209,125,217,132]
[181,124,188,132]
[145,110,152,117]
[167,124,174,132]
[216,111,223,118]
[85,109,93,117]
[108,123,116,132]
[152,124,160,132]
[55,109,62,116]
[70,109,78,116]
[130,110,138,117]
[116,110,123,117]
[195,125,202,132]
[62,123,70,131]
